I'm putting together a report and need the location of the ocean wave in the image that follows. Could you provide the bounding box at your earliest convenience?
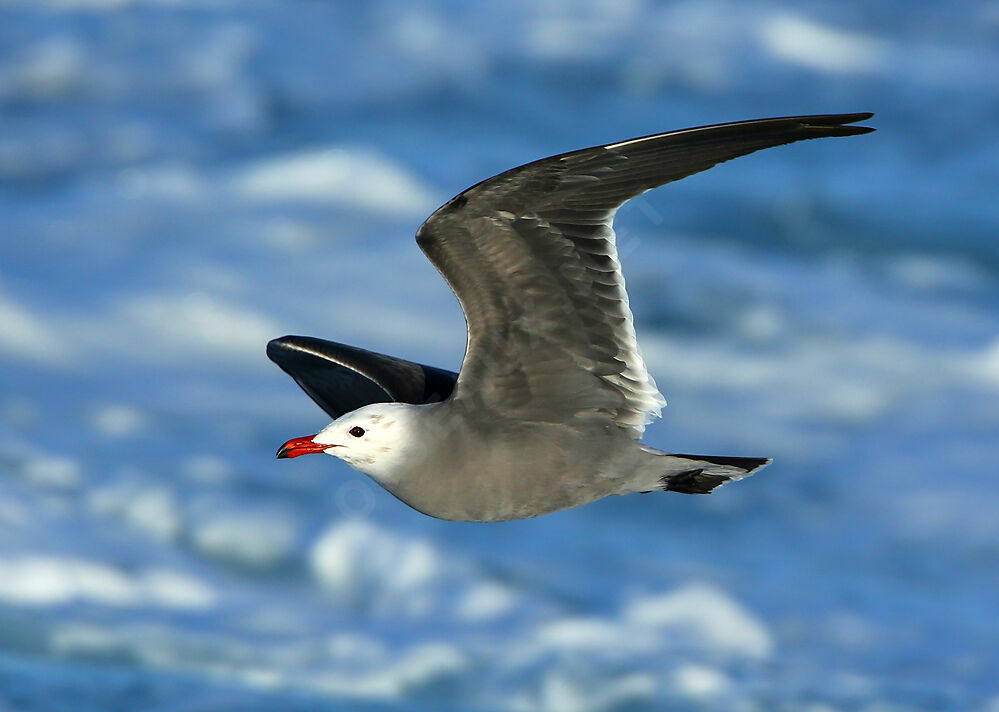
[0,556,216,610]
[232,147,440,216]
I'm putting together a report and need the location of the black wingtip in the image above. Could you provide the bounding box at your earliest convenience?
[815,124,876,137]
[816,111,874,123]
[799,112,876,137]
[266,335,297,363]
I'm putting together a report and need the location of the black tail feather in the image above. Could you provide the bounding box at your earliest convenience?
[664,469,730,494]
[671,454,771,471]
[661,454,771,495]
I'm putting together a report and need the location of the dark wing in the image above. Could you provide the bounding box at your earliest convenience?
[267,335,457,419]
[416,113,874,435]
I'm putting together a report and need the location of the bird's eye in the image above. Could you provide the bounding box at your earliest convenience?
[349,426,365,438]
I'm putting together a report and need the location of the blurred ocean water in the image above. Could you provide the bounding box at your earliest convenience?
[1,1,998,710]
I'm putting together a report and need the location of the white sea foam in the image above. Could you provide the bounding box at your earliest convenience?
[48,620,466,703]
[21,454,82,489]
[89,482,182,541]
[525,0,641,61]
[90,403,146,438]
[40,289,277,371]
[455,581,519,622]
[50,623,131,661]
[534,617,658,656]
[639,331,993,433]
[624,582,773,659]
[885,253,992,293]
[736,304,784,343]
[232,147,439,216]
[521,670,656,712]
[192,512,298,571]
[0,556,216,609]
[759,14,888,73]
[309,519,531,626]
[0,289,70,366]
[309,641,467,700]
[309,519,454,618]
[141,568,217,609]
[669,664,731,700]
[116,292,280,365]
[975,338,999,387]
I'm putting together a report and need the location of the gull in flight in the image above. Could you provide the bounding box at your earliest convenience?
[270,113,874,521]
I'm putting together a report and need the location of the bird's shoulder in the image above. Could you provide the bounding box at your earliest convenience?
[416,153,575,248]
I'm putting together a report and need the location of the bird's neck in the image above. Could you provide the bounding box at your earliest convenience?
[355,403,439,489]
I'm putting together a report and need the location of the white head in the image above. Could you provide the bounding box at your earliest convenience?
[275,402,420,484]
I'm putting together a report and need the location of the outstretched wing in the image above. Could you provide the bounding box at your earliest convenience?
[416,113,874,436]
[267,335,457,419]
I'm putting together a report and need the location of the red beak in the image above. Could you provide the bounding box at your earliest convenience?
[276,434,331,459]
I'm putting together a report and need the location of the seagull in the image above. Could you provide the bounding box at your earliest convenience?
[269,113,874,522]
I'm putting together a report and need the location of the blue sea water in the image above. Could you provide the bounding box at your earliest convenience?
[1,1,998,710]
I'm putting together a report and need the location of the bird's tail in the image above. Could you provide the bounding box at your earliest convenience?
[642,450,771,494]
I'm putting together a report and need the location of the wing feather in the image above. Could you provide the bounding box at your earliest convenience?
[417,114,874,435]
[267,336,457,419]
